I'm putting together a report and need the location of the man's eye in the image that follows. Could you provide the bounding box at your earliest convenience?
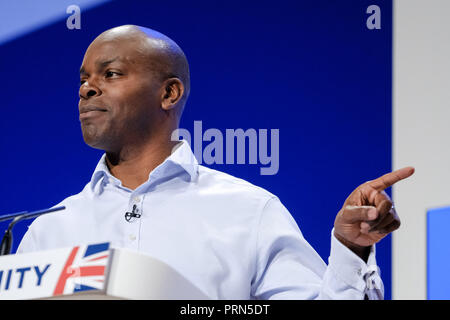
[80,80,86,85]
[105,71,119,78]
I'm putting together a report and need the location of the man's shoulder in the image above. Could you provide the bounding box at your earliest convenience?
[30,183,91,227]
[54,182,93,209]
[196,165,277,202]
[17,183,94,253]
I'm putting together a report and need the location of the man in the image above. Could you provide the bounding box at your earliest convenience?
[17,25,414,299]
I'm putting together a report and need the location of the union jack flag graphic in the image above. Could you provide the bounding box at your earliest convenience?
[53,243,110,296]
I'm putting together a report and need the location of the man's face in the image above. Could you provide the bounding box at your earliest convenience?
[79,38,163,151]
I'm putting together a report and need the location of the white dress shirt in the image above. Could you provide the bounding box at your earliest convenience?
[17,140,383,299]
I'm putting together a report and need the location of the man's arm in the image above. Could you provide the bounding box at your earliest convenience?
[16,223,38,254]
[251,197,382,300]
[251,167,414,300]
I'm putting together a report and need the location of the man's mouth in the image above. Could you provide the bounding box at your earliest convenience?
[79,106,108,120]
[79,106,108,114]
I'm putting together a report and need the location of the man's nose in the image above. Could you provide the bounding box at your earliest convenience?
[79,81,101,99]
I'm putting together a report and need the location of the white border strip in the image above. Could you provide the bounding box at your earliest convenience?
[393,0,450,299]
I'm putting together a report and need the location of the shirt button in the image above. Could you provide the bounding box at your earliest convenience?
[133,196,141,203]
[357,268,362,276]
[129,235,136,241]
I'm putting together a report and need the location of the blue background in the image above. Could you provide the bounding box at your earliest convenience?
[0,0,393,298]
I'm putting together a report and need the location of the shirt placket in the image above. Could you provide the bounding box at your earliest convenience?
[125,193,144,250]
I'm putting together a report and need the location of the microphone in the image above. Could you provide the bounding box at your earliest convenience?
[0,206,66,255]
[125,204,141,222]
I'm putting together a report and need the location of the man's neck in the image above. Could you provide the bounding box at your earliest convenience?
[105,138,179,190]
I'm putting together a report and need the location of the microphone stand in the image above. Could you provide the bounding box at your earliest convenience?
[0,206,66,256]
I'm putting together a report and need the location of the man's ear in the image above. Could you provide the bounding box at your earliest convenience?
[161,78,185,111]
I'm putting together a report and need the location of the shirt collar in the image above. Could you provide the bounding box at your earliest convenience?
[89,139,199,193]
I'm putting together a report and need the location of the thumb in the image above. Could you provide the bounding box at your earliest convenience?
[340,205,378,224]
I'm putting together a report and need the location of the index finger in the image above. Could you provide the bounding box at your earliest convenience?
[368,166,415,191]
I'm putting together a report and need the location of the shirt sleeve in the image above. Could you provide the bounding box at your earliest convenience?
[16,223,38,254]
[250,197,384,300]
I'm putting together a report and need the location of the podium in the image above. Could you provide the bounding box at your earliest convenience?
[0,243,209,300]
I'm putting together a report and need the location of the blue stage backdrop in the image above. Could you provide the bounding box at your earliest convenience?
[0,0,393,298]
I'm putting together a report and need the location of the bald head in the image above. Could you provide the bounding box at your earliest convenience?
[79,25,190,152]
[94,25,190,112]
